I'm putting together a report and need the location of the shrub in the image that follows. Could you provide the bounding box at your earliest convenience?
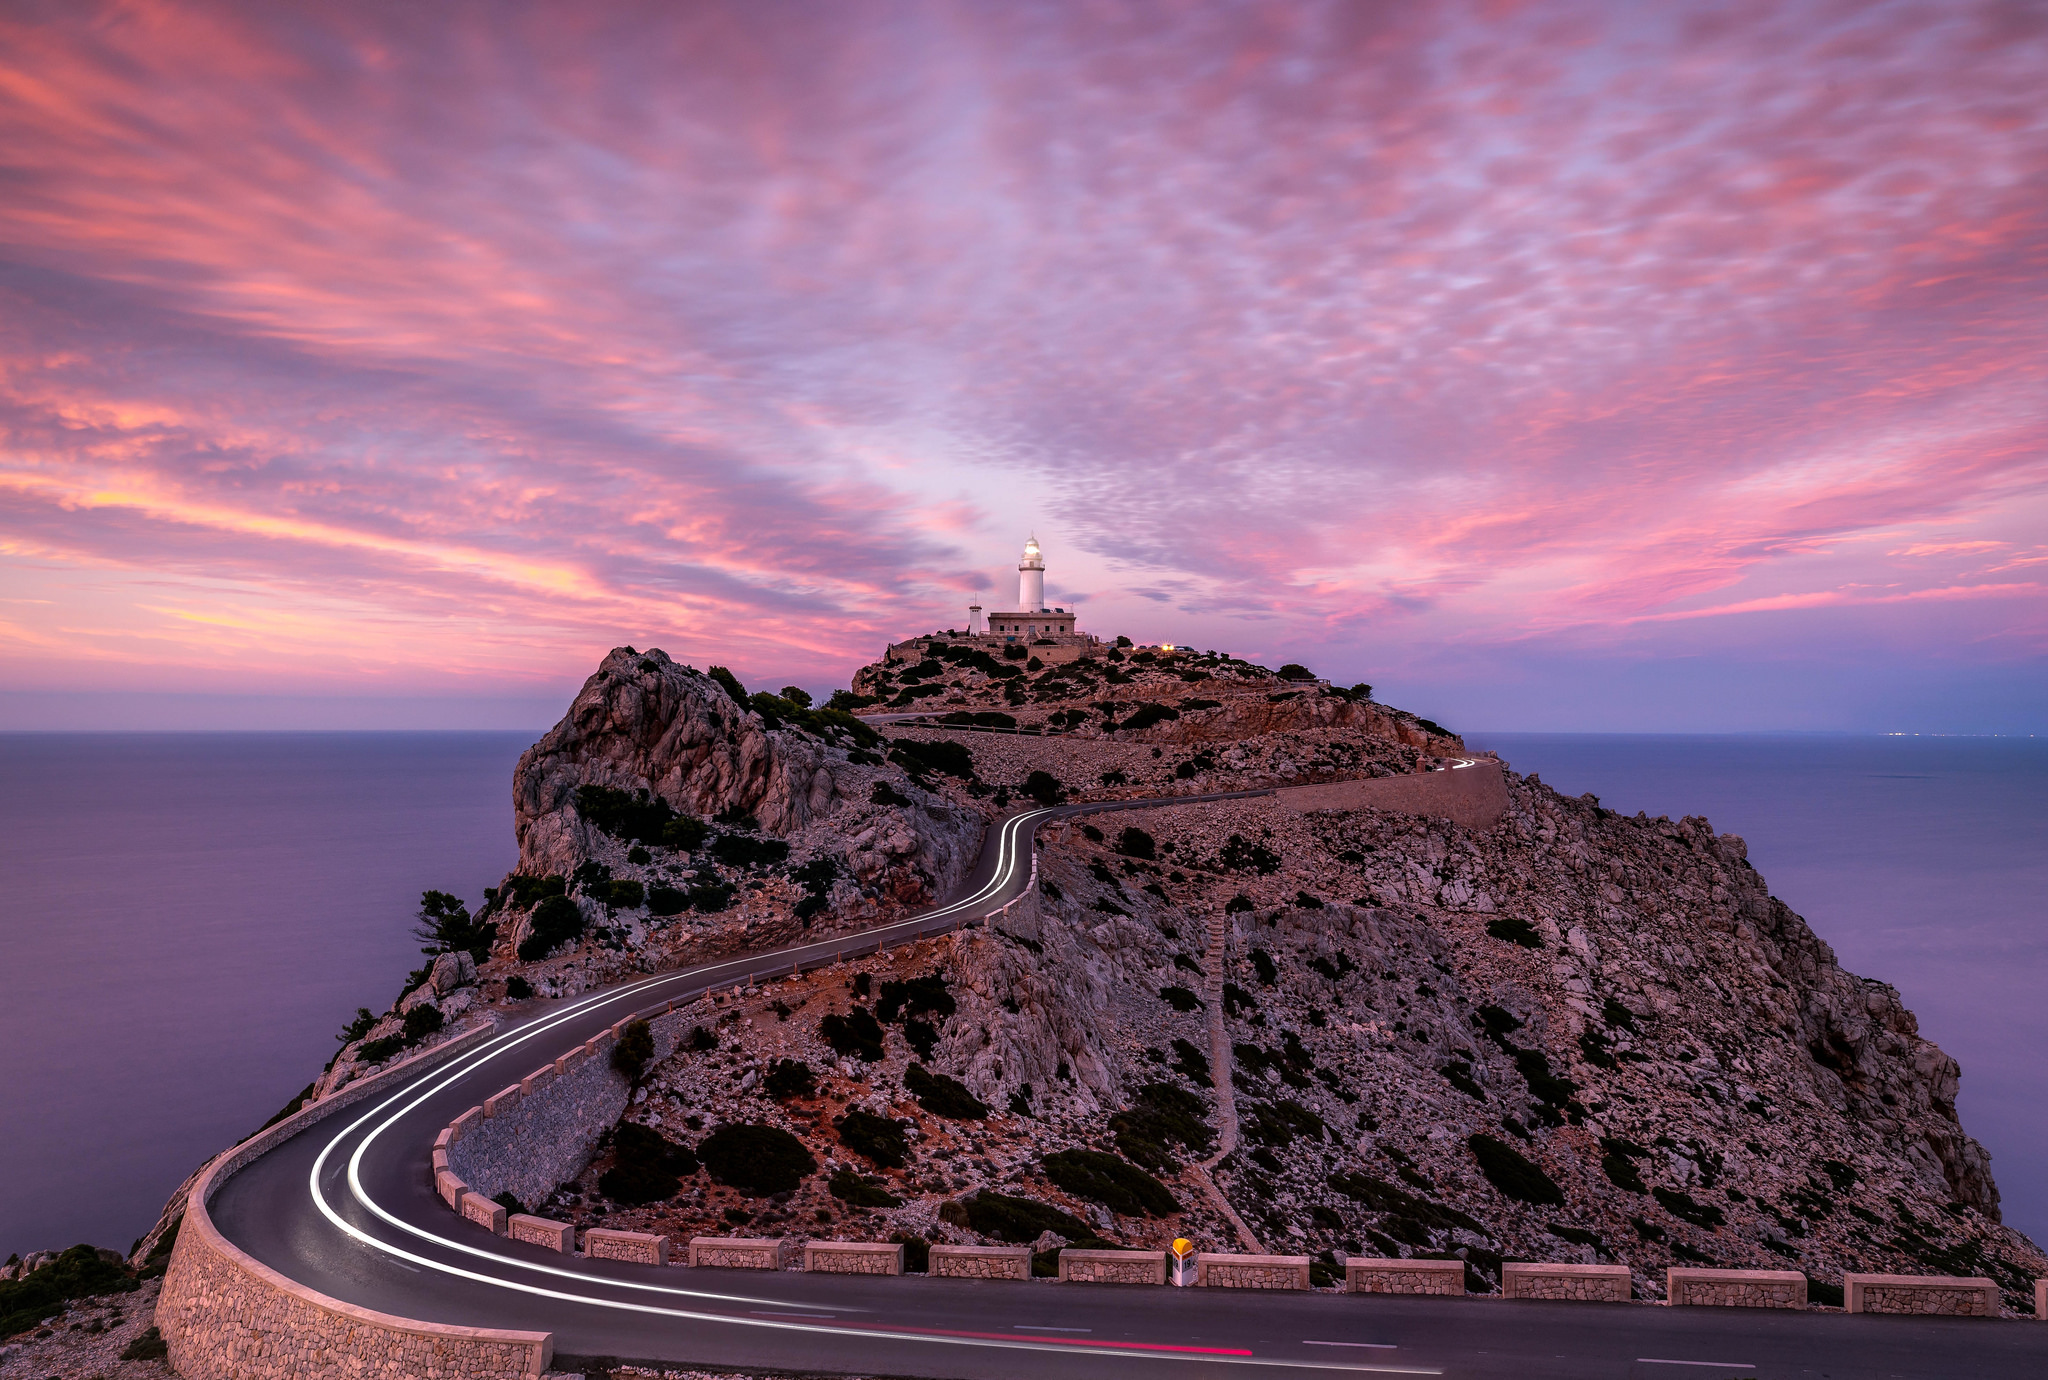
[661,815,709,851]
[358,1034,406,1064]
[905,1063,987,1119]
[1602,1152,1647,1194]
[1806,1274,1844,1308]
[707,665,746,701]
[574,785,677,844]
[891,1233,930,1273]
[1218,834,1281,875]
[401,1003,443,1044]
[820,1006,885,1061]
[827,689,876,711]
[1109,1083,1213,1170]
[697,1123,815,1196]
[1486,915,1543,949]
[1115,827,1156,860]
[1159,985,1203,1012]
[688,880,736,913]
[646,884,688,917]
[828,1109,909,1172]
[1021,770,1065,804]
[505,975,533,999]
[1277,663,1316,681]
[610,1018,653,1080]
[764,1058,816,1100]
[870,780,911,807]
[1468,1134,1565,1206]
[337,1007,377,1045]
[1119,703,1181,732]
[960,1191,1090,1244]
[828,1168,901,1207]
[519,894,585,960]
[500,873,566,909]
[877,973,954,1024]
[599,1122,697,1203]
[0,1244,136,1337]
[889,738,976,780]
[120,1325,168,1361]
[1170,1037,1212,1086]
[1224,893,1254,913]
[604,878,645,910]
[779,685,813,708]
[1653,1186,1725,1227]
[1041,1149,1178,1217]
[711,833,790,869]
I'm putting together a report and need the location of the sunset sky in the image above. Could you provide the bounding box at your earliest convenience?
[2,0,2043,731]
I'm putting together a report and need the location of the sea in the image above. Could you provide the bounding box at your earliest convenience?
[0,731,2042,1260]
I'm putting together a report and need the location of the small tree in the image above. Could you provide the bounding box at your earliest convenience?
[1277,662,1315,682]
[707,665,746,701]
[611,1018,654,1080]
[1021,770,1065,805]
[779,685,814,708]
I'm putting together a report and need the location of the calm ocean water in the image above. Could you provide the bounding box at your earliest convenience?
[1,731,2042,1258]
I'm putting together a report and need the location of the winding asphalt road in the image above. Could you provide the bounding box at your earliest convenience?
[206,784,2048,1380]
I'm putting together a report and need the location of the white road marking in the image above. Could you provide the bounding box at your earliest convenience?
[1014,1325,1092,1332]
[751,1311,840,1320]
[1304,1341,1397,1349]
[1634,1362,1756,1370]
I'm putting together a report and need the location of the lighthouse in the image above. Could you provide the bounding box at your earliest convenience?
[1018,533,1046,612]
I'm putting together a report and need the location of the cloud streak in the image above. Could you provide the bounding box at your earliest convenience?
[0,0,2041,724]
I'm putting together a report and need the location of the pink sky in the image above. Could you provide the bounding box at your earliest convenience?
[1,0,2042,731]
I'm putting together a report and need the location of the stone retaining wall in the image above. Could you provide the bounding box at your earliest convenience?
[688,1236,794,1270]
[804,1242,904,1275]
[1844,1273,1998,1316]
[584,1229,668,1265]
[1194,1253,1310,1290]
[1058,1249,1168,1285]
[1278,759,1508,831]
[1502,1262,1632,1302]
[1667,1267,1805,1309]
[929,1245,1032,1280]
[442,1003,698,1212]
[2037,1277,2046,1319]
[156,1021,555,1380]
[1345,1258,1466,1295]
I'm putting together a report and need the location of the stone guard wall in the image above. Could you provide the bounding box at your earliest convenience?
[1502,1262,1632,1303]
[928,1245,1031,1280]
[1345,1258,1465,1295]
[1844,1273,1998,1316]
[1277,759,1508,831]
[1194,1254,1310,1290]
[156,1021,555,1380]
[1667,1268,1806,1309]
[1059,1249,1167,1285]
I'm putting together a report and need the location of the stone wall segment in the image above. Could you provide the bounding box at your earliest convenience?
[1277,759,1508,831]
[1666,1267,1806,1309]
[1345,1257,1465,1295]
[156,1020,555,1380]
[508,1215,575,1253]
[1194,1253,1311,1289]
[689,1236,795,1270]
[1501,1262,1632,1303]
[928,1245,1032,1280]
[584,1228,669,1265]
[803,1241,904,1275]
[1843,1272,1998,1316]
[1058,1249,1168,1285]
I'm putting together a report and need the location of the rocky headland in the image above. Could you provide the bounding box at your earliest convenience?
[76,638,2043,1340]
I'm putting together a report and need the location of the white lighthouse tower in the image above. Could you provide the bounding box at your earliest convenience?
[1018,533,1046,612]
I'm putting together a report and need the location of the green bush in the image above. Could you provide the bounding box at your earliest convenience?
[1118,703,1180,732]
[120,1325,168,1361]
[358,1035,406,1064]
[707,665,746,701]
[574,785,677,844]
[1486,915,1544,948]
[1468,1134,1565,1205]
[905,1063,987,1119]
[689,880,736,913]
[1021,770,1064,804]
[698,1124,815,1196]
[890,738,976,780]
[1159,985,1203,1012]
[500,873,566,909]
[711,833,791,869]
[1277,663,1316,681]
[877,973,954,1024]
[960,1191,1091,1244]
[870,780,911,806]
[661,815,709,851]
[337,1007,377,1045]
[891,1233,930,1273]
[412,890,495,963]
[401,1004,443,1044]
[599,1122,697,1204]
[1653,1186,1725,1227]
[0,1245,136,1337]
[1041,1149,1178,1217]
[505,976,533,999]
[834,1108,910,1168]
[518,894,585,960]
[820,1006,885,1061]
[1602,1152,1647,1194]
[611,1018,653,1079]
[604,878,645,910]
[1115,827,1156,860]
[1109,1083,1213,1171]
[646,884,688,916]
[764,1058,816,1100]
[1218,834,1281,875]
[828,1168,901,1207]
[827,689,876,711]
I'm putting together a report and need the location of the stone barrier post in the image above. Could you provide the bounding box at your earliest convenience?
[1345,1258,1465,1295]
[1058,1249,1168,1285]
[928,1245,1032,1280]
[688,1236,795,1270]
[1501,1262,1632,1302]
[1193,1253,1311,1290]
[507,1215,575,1253]
[583,1229,669,1266]
[1843,1273,1998,1316]
[802,1241,904,1275]
[1666,1267,1805,1309]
